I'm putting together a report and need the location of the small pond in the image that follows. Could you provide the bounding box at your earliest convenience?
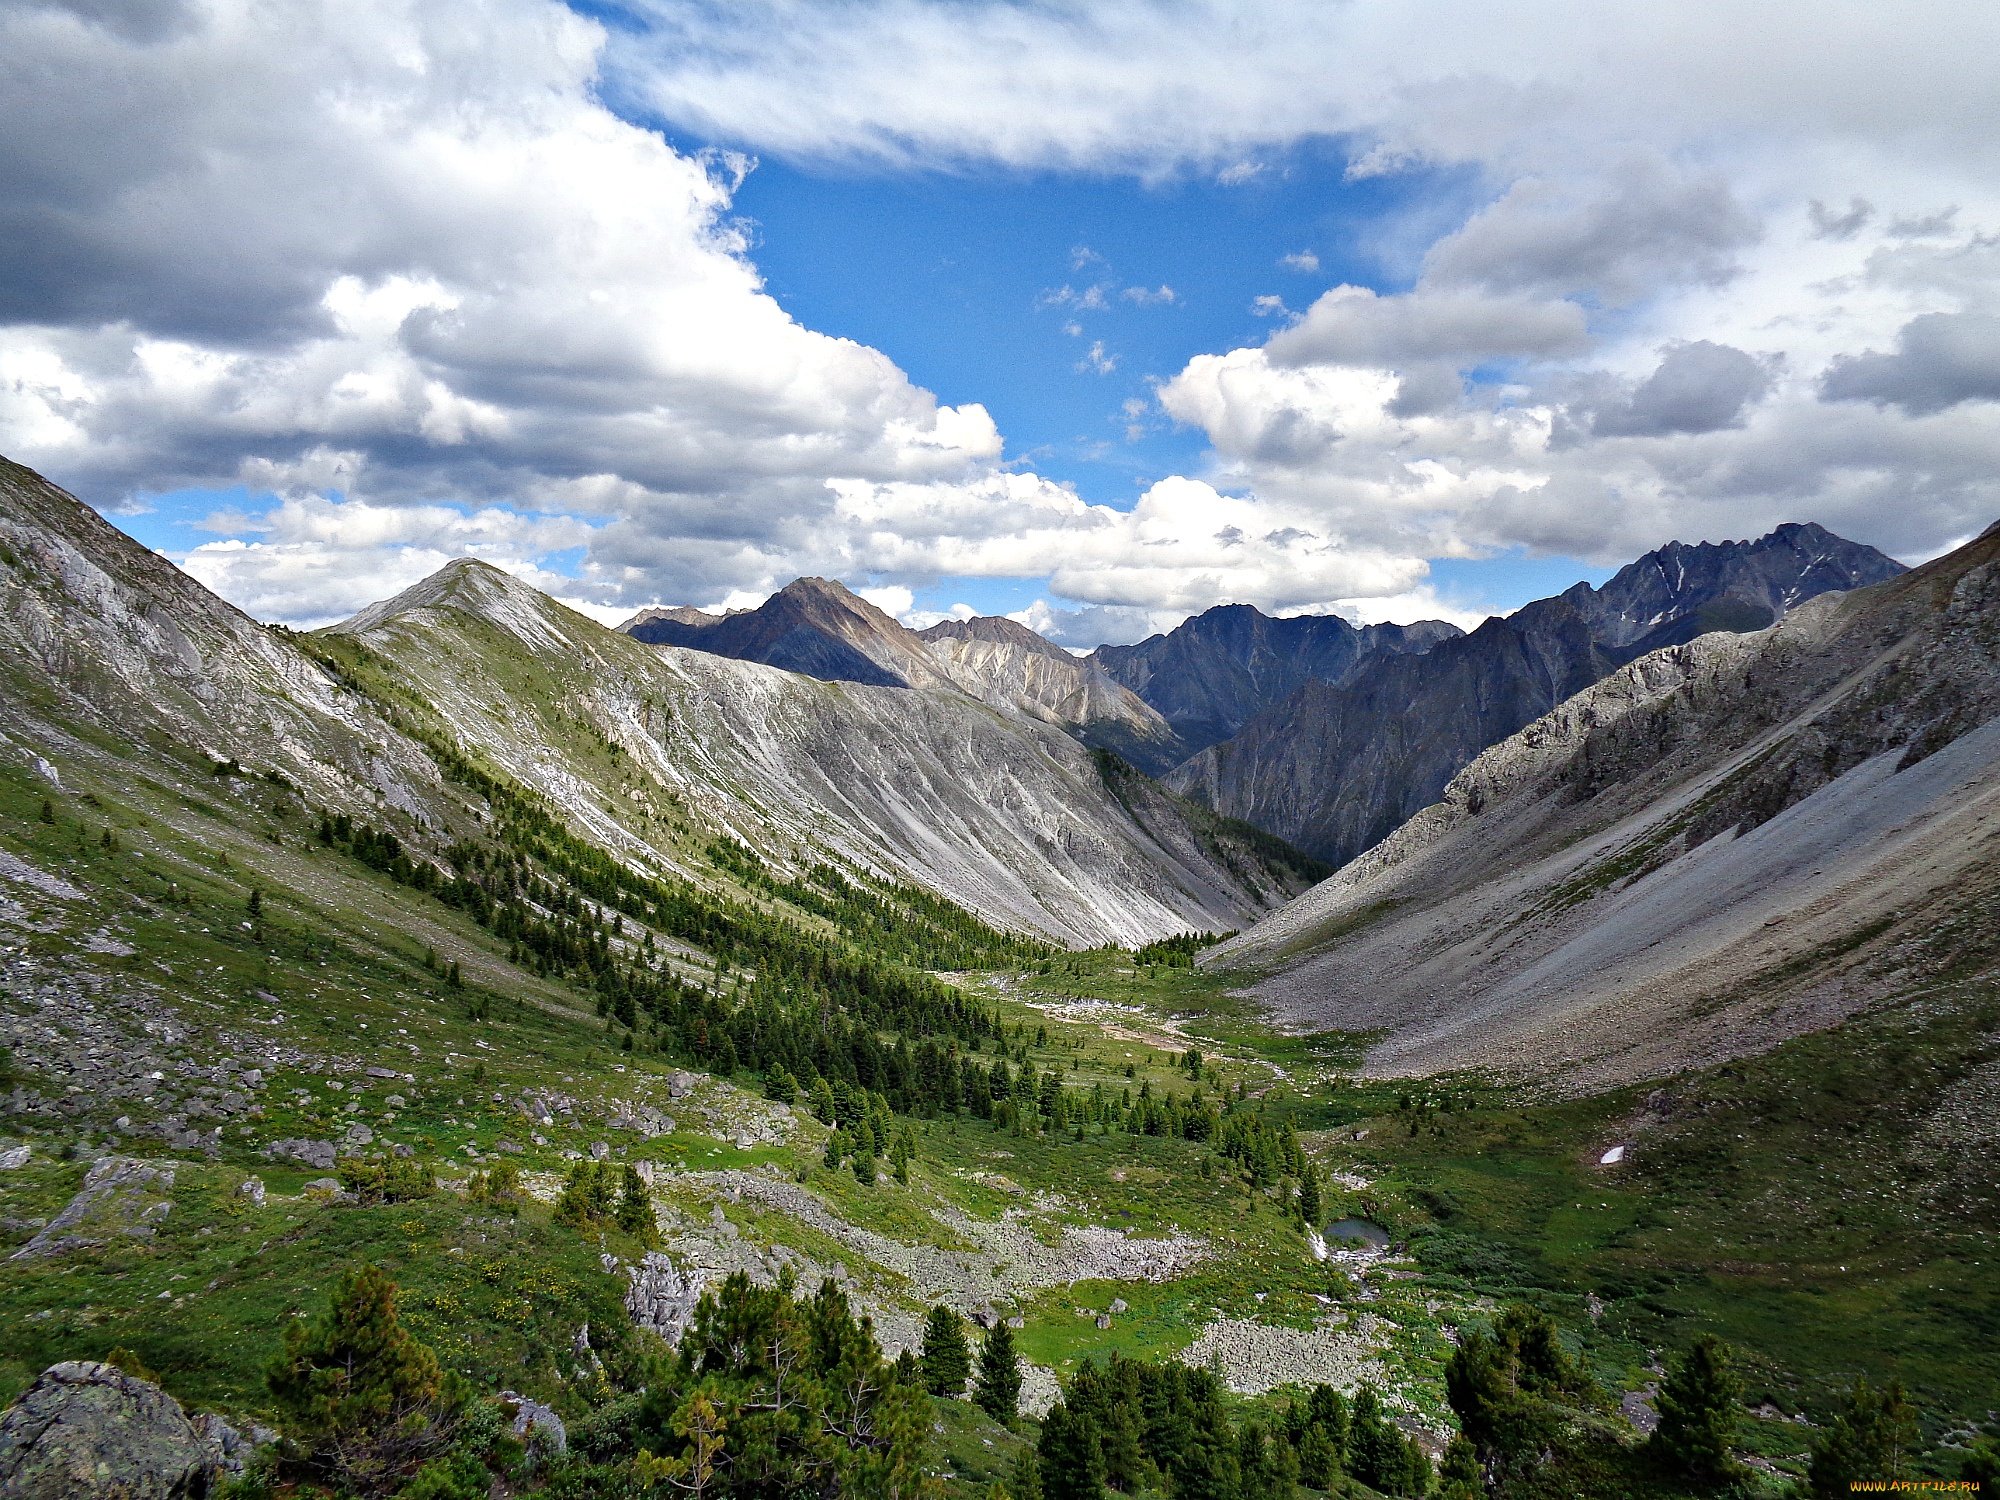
[1323,1217,1390,1249]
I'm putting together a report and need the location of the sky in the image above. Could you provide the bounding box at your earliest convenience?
[1,2,1996,646]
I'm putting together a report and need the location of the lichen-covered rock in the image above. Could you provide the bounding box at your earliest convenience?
[0,1361,210,1497]
[498,1392,566,1454]
[9,1158,175,1261]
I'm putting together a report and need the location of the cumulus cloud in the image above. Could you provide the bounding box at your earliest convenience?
[1421,161,1758,305]
[1591,341,1774,436]
[5,0,1997,645]
[1266,285,1591,367]
[1280,251,1321,273]
[1819,313,2000,414]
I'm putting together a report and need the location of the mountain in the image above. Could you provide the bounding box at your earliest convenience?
[335,562,1315,945]
[1166,524,1905,865]
[1090,605,1463,755]
[620,580,1187,771]
[621,576,955,691]
[0,455,1316,948]
[1211,520,2000,1089]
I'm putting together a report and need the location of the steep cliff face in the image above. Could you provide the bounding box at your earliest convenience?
[1167,525,1905,865]
[1211,524,2000,1089]
[1090,605,1461,755]
[334,564,1315,946]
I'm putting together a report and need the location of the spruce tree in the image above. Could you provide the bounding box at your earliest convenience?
[616,1164,658,1245]
[1649,1334,1743,1484]
[1298,1162,1321,1229]
[975,1320,1023,1423]
[919,1305,972,1397]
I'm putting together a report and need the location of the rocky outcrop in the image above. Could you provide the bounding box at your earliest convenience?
[10,1157,175,1261]
[1169,524,1904,865]
[0,1362,212,1497]
[622,1252,707,1347]
[1212,523,1999,1090]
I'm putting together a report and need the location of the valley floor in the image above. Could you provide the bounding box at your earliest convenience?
[1,747,1995,1497]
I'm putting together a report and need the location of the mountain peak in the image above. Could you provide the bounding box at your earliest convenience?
[329,557,577,650]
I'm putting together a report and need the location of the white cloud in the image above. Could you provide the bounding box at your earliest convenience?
[1076,341,1118,375]
[5,0,1997,645]
[1122,284,1176,305]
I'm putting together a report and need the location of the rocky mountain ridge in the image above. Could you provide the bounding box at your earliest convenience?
[620,577,1187,771]
[1166,523,1905,864]
[1090,604,1464,756]
[1212,521,2000,1089]
[0,455,1310,947]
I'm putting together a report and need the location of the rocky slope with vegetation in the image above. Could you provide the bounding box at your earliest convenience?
[1215,522,2000,1089]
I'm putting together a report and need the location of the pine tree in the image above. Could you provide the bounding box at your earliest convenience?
[1649,1334,1742,1484]
[1806,1377,1919,1497]
[1435,1435,1483,1500]
[616,1164,658,1245]
[1298,1163,1322,1228]
[975,1320,1023,1423]
[919,1305,972,1397]
[267,1263,459,1494]
[1039,1400,1106,1500]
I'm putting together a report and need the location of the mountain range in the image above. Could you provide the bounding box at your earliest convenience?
[620,520,1904,869]
[0,457,1316,949]
[1216,520,2000,1088]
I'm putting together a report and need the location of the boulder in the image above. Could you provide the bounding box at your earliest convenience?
[497,1392,566,1455]
[9,1158,176,1261]
[0,1361,211,1497]
[260,1138,336,1171]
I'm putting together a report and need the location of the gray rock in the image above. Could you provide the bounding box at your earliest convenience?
[624,1253,706,1348]
[235,1176,265,1210]
[1108,1298,1128,1314]
[260,1138,336,1171]
[341,1124,373,1148]
[589,1141,610,1162]
[10,1157,176,1261]
[300,1177,341,1199]
[0,1360,211,1497]
[498,1391,566,1454]
[0,1146,29,1170]
[365,1066,399,1079]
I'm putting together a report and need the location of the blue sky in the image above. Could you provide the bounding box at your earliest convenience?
[1,0,1991,643]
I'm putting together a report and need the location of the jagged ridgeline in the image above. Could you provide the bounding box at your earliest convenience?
[292,626,1032,1109]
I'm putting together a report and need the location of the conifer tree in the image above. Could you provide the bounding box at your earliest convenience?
[1649,1333,1743,1484]
[616,1164,658,1245]
[1038,1400,1105,1500]
[975,1320,1023,1423]
[919,1305,972,1397]
[267,1262,459,1495]
[1806,1377,1919,1497]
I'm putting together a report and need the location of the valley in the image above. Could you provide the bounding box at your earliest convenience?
[0,456,1993,1497]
